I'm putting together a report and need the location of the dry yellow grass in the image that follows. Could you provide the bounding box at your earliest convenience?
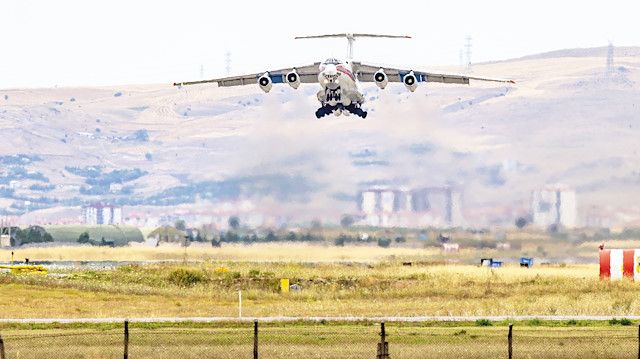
[2,243,637,319]
[1,243,445,263]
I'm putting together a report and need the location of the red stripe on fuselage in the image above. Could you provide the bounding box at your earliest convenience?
[336,66,354,81]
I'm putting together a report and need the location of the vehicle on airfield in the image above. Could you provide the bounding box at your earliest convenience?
[173,34,515,119]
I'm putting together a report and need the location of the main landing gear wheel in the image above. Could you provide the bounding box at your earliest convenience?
[315,106,332,119]
[315,105,367,119]
[345,104,367,119]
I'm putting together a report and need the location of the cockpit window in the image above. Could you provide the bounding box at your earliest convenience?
[323,58,341,65]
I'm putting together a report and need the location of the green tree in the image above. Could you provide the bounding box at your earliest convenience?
[228,216,240,230]
[265,231,277,242]
[78,231,90,244]
[175,219,186,231]
[340,214,354,228]
[515,217,528,229]
[377,238,392,248]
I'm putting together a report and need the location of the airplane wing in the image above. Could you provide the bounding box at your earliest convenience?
[173,62,322,87]
[352,61,515,85]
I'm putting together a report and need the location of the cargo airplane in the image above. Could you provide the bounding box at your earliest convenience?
[173,34,514,119]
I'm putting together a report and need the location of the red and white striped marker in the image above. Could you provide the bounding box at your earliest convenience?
[599,249,640,280]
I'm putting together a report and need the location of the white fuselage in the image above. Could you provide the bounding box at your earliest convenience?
[316,59,364,108]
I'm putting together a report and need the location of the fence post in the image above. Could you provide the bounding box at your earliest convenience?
[124,320,129,359]
[508,323,513,359]
[254,320,258,359]
[377,321,390,359]
[0,332,5,359]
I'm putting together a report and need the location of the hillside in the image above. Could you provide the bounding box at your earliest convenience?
[0,46,639,227]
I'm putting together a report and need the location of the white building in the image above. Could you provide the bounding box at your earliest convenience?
[0,235,10,248]
[82,203,122,225]
[358,186,462,227]
[531,184,577,228]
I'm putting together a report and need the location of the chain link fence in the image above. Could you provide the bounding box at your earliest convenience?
[1,320,639,358]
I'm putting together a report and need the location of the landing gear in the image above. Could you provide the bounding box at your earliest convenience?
[345,104,367,119]
[315,104,367,119]
[315,106,332,118]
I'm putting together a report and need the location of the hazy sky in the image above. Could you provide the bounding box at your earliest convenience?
[1,0,637,89]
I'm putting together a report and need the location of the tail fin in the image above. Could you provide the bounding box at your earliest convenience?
[295,33,411,60]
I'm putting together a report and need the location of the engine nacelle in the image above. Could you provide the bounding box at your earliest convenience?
[403,71,418,92]
[373,68,388,89]
[258,72,273,93]
[286,70,301,89]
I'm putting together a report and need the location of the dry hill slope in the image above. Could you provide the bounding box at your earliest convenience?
[0,46,638,226]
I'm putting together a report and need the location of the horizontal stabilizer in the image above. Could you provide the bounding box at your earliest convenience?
[295,34,410,40]
[296,34,411,60]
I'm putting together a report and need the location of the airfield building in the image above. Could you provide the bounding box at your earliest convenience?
[82,202,122,225]
[531,184,577,228]
[358,186,462,227]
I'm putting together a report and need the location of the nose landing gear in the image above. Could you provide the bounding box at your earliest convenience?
[315,104,367,119]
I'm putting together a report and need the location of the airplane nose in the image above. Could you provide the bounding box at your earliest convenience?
[324,64,337,76]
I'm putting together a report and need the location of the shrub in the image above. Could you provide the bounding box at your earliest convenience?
[377,238,392,248]
[526,319,544,326]
[610,318,633,326]
[168,268,207,287]
[620,318,633,326]
[475,319,492,326]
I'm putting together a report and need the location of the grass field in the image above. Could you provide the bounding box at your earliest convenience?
[1,321,638,359]
[2,243,640,358]
[0,243,638,320]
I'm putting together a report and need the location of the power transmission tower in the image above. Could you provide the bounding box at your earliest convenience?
[606,42,614,76]
[225,52,232,76]
[465,36,473,72]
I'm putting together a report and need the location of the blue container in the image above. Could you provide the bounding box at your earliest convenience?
[520,257,534,268]
[489,261,502,268]
[480,258,493,266]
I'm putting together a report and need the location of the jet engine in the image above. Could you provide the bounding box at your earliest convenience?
[373,69,388,89]
[258,72,273,93]
[286,70,301,89]
[403,71,418,92]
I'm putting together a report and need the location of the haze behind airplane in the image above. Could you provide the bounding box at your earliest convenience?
[173,34,515,119]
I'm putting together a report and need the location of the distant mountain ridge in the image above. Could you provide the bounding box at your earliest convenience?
[1,46,639,227]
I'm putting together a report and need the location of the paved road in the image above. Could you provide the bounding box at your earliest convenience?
[1,316,639,324]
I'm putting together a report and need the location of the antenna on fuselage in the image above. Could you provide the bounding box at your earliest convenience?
[295,33,411,61]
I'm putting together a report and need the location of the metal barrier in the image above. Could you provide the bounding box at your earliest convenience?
[1,320,640,358]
